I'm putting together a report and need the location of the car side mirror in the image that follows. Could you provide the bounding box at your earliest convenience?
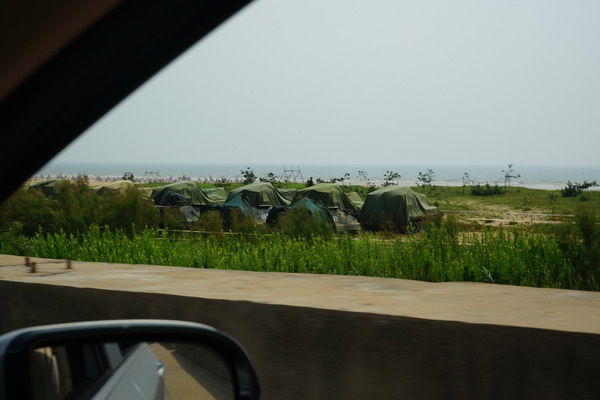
[0,320,260,400]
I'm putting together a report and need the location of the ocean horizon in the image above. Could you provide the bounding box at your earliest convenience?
[36,162,600,191]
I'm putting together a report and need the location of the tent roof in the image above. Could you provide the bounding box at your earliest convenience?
[358,186,439,228]
[297,183,360,216]
[218,193,253,217]
[278,188,298,203]
[91,180,135,195]
[151,182,226,206]
[346,191,364,209]
[226,182,291,207]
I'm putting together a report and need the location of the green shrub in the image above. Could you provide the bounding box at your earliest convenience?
[561,180,598,198]
[273,207,333,240]
[99,188,159,233]
[470,183,503,196]
[0,181,158,235]
[196,211,223,233]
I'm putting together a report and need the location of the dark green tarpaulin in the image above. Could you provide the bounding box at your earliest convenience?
[217,193,253,218]
[151,182,226,206]
[203,187,227,202]
[358,186,439,229]
[346,191,364,209]
[226,182,291,207]
[278,188,298,204]
[297,183,360,216]
[266,197,334,226]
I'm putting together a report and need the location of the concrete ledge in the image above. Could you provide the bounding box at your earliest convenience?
[1,255,600,398]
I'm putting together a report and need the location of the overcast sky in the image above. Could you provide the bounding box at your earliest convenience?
[52,0,600,167]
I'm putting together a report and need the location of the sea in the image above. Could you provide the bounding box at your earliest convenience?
[36,162,600,191]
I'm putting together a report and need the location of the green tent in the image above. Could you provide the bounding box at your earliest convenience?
[358,186,440,230]
[226,182,291,207]
[217,193,254,218]
[278,188,298,204]
[297,183,360,216]
[28,180,68,197]
[346,191,364,209]
[203,187,227,202]
[151,182,226,206]
[91,180,135,195]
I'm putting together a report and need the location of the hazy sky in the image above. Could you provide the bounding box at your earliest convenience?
[53,0,600,167]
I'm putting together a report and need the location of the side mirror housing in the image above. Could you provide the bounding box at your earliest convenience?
[0,320,260,400]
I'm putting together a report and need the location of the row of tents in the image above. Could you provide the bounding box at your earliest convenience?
[149,181,440,231]
[28,179,440,231]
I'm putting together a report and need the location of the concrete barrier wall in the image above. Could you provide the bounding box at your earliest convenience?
[1,281,599,399]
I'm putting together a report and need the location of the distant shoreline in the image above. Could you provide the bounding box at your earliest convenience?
[34,162,600,191]
[26,175,599,192]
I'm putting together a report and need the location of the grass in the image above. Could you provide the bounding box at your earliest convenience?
[1,220,595,291]
[423,185,600,215]
[2,179,599,291]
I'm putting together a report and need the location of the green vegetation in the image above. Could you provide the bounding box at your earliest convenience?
[2,178,599,291]
[560,180,598,199]
[469,183,503,196]
[0,179,158,235]
[1,217,596,290]
[423,185,600,215]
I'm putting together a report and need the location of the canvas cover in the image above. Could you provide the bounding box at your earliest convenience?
[346,191,364,209]
[226,182,291,207]
[297,183,360,216]
[91,180,135,195]
[138,187,153,199]
[151,182,226,206]
[217,193,254,217]
[278,188,298,204]
[203,187,227,203]
[358,186,439,229]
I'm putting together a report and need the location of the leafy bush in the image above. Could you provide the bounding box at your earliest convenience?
[470,183,503,196]
[560,180,598,198]
[229,209,264,234]
[273,207,333,240]
[240,167,256,185]
[0,180,158,235]
[100,188,159,233]
[196,211,223,233]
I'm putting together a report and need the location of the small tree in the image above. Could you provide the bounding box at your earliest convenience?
[502,164,520,189]
[334,172,351,185]
[383,170,401,187]
[214,177,231,189]
[461,172,472,194]
[260,172,278,184]
[561,180,598,199]
[241,167,256,185]
[416,169,435,190]
[357,170,372,187]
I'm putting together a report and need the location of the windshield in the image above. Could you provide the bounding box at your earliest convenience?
[2,2,600,398]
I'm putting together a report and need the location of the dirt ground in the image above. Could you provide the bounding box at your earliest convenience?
[444,202,569,228]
